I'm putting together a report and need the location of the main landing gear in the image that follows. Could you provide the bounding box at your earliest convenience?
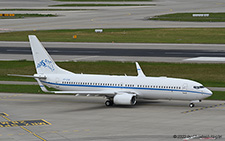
[105,99,114,106]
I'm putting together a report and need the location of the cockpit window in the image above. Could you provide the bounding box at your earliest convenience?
[193,86,204,89]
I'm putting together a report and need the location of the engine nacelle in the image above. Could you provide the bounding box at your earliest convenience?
[113,93,137,105]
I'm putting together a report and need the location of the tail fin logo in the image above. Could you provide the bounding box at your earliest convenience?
[37,59,55,72]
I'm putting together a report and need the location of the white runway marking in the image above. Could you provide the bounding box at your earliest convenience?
[184,57,225,62]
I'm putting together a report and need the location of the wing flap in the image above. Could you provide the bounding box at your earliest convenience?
[54,90,116,96]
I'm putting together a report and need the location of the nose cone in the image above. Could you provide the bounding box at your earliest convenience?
[204,88,213,98]
[207,88,213,95]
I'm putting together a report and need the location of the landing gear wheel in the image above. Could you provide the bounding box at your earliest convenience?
[105,100,113,106]
[189,103,195,108]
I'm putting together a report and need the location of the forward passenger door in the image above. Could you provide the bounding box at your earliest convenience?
[182,83,188,94]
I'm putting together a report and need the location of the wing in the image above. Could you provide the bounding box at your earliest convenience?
[35,78,138,97]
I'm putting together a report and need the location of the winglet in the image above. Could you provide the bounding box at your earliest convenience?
[135,62,146,77]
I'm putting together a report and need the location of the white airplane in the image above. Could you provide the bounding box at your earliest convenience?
[9,35,213,108]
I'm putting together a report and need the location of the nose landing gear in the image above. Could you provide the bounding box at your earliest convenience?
[189,100,201,108]
[189,103,195,108]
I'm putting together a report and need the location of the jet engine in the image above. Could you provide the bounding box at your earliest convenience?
[113,93,137,105]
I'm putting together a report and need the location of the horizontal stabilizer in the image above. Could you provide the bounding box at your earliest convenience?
[8,74,46,79]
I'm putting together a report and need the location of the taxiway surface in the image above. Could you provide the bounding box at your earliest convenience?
[1,0,225,32]
[0,92,225,141]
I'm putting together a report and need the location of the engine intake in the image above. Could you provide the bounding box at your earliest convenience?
[113,93,137,105]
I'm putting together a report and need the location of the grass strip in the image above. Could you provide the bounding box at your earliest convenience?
[0,84,44,94]
[150,13,225,22]
[1,61,225,87]
[0,14,56,19]
[0,28,225,44]
[0,84,57,94]
[50,4,154,7]
[206,91,225,100]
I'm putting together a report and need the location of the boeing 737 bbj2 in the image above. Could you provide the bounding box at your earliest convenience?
[9,35,213,108]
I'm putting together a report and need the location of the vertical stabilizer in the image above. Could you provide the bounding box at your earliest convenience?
[29,35,72,75]
[135,62,146,77]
